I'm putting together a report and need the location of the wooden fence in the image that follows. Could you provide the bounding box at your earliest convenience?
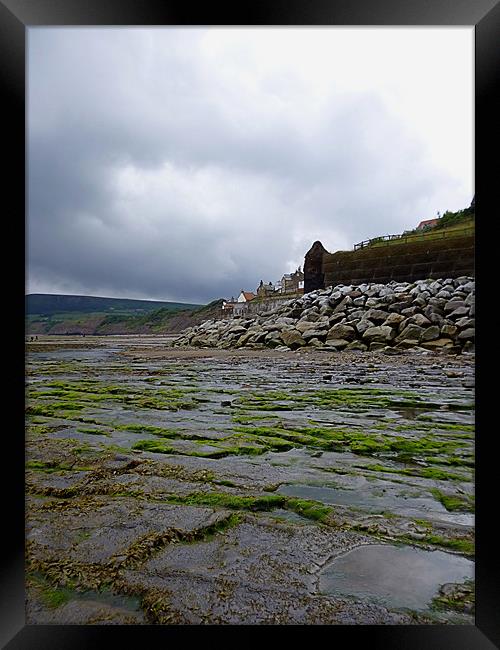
[354,227,474,251]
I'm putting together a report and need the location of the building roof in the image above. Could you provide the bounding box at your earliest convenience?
[241,291,256,301]
[417,218,439,229]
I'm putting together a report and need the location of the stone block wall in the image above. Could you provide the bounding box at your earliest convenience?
[305,235,474,292]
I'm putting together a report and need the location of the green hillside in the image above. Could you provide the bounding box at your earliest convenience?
[26,294,222,336]
[26,293,200,315]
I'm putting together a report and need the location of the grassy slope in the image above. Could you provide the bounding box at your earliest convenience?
[26,295,222,335]
[26,294,200,315]
[366,207,474,249]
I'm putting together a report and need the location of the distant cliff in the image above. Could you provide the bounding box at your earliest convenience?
[25,293,224,335]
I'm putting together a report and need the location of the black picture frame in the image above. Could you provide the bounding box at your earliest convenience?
[3,0,499,647]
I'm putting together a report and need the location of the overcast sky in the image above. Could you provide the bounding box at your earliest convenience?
[28,27,473,304]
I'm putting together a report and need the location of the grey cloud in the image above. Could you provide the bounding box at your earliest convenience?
[28,29,470,304]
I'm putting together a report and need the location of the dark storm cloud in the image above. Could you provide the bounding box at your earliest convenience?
[28,28,471,303]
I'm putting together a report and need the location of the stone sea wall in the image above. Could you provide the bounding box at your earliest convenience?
[304,235,475,293]
[173,277,475,353]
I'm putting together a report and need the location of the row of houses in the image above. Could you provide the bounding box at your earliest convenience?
[222,267,304,316]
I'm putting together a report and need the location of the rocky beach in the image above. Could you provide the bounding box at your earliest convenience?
[173,277,475,353]
[25,296,475,624]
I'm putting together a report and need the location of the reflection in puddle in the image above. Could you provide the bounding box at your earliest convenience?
[319,544,473,611]
[277,483,474,526]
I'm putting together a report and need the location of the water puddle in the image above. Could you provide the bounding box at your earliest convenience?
[34,348,118,362]
[270,508,314,525]
[319,543,473,611]
[277,483,474,526]
[74,589,142,612]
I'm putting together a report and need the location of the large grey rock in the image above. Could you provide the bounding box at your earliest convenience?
[302,329,328,341]
[326,323,356,341]
[364,308,389,323]
[307,337,324,347]
[395,324,425,344]
[428,297,446,310]
[364,297,380,307]
[455,317,475,329]
[412,296,428,308]
[264,332,283,347]
[280,330,307,349]
[462,281,475,293]
[362,325,396,343]
[458,328,475,340]
[328,313,347,326]
[465,293,475,306]
[448,306,470,319]
[254,330,272,344]
[319,304,334,316]
[444,299,466,313]
[420,337,454,350]
[325,338,350,350]
[273,317,296,327]
[440,324,458,338]
[355,319,375,335]
[400,306,420,316]
[369,342,387,351]
[407,313,431,328]
[301,308,320,322]
[296,319,325,333]
[348,309,366,320]
[346,340,368,351]
[382,312,406,327]
[227,325,247,335]
[420,325,441,342]
[429,313,445,327]
[332,296,352,313]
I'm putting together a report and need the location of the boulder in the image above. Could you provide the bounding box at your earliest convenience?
[332,296,352,313]
[326,323,356,341]
[364,308,389,323]
[325,338,350,350]
[407,313,431,328]
[307,338,324,347]
[362,325,396,343]
[419,338,454,350]
[328,313,347,326]
[448,306,470,319]
[455,317,475,329]
[280,330,307,349]
[296,319,325,333]
[458,328,475,340]
[264,333,282,347]
[302,329,328,341]
[355,319,375,335]
[440,323,457,338]
[444,299,466,313]
[369,342,386,351]
[429,313,445,326]
[401,306,421,317]
[346,340,368,351]
[420,325,441,342]
[382,312,405,327]
[395,324,425,344]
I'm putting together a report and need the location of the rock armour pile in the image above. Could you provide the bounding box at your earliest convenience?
[172,277,475,353]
